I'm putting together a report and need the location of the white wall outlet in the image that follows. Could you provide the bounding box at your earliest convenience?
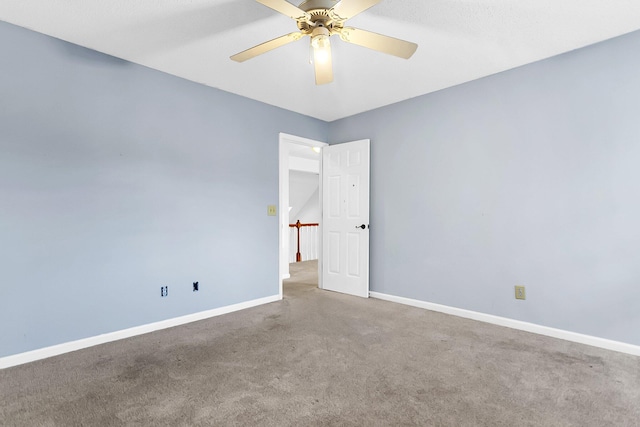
[267,205,277,216]
[515,285,526,300]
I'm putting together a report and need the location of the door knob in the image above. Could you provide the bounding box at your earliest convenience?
[356,224,366,230]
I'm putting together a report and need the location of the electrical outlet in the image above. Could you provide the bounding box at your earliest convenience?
[193,281,199,292]
[515,286,526,300]
[161,286,168,297]
[267,205,277,216]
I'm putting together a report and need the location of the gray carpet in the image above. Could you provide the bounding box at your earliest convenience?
[1,260,639,426]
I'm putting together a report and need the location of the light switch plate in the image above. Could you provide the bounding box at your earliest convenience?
[267,205,277,216]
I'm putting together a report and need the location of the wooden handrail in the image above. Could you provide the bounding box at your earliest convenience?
[288,220,319,262]
[288,221,320,228]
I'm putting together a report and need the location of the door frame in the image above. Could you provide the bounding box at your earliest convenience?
[278,133,328,299]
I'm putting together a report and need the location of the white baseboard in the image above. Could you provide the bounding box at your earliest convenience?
[0,294,281,370]
[370,292,640,357]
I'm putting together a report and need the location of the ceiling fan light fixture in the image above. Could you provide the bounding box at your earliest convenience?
[311,26,331,64]
[312,38,330,64]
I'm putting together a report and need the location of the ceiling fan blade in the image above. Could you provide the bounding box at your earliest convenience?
[255,0,309,20]
[230,32,306,62]
[337,27,417,59]
[314,44,333,85]
[331,0,381,20]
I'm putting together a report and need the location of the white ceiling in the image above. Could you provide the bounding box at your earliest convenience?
[2,0,640,121]
[289,143,321,160]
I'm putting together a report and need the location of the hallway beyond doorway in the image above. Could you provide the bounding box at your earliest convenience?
[284,260,318,294]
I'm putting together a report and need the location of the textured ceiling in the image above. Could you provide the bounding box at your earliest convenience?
[2,0,640,121]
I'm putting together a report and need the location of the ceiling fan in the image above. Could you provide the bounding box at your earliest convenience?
[230,0,418,85]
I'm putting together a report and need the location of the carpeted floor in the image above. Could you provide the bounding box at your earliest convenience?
[1,260,639,426]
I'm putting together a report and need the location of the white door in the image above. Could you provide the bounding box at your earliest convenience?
[322,139,370,298]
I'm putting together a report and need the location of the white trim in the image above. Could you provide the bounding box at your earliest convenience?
[370,292,640,357]
[279,133,326,148]
[278,135,289,299]
[0,294,281,370]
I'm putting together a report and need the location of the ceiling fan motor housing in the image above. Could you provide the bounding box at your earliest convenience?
[296,0,343,33]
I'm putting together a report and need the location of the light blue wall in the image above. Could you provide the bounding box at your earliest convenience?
[329,30,640,346]
[0,21,327,357]
[3,19,639,359]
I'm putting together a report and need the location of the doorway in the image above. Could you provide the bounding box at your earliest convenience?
[278,133,327,299]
